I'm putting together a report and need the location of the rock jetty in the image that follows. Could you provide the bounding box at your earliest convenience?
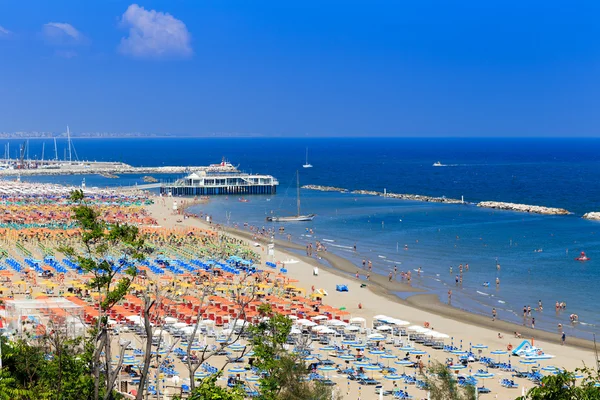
[302,185,465,204]
[583,212,600,221]
[302,185,348,193]
[477,201,570,215]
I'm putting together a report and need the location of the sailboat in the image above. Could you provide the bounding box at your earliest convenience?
[266,171,315,222]
[302,148,313,168]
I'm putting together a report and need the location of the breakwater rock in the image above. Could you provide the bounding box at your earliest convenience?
[477,201,570,215]
[302,185,348,193]
[302,185,465,204]
[583,212,600,221]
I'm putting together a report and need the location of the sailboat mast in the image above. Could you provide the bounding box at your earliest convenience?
[296,170,300,216]
[67,126,72,163]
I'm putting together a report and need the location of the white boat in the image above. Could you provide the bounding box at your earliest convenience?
[302,148,313,168]
[433,161,443,167]
[266,171,315,222]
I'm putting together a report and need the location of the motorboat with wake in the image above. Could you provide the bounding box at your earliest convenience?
[266,171,315,222]
[575,251,590,262]
[433,161,444,167]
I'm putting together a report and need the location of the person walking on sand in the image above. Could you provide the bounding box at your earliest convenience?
[388,272,393,282]
[492,308,497,321]
[562,331,566,345]
[531,317,535,329]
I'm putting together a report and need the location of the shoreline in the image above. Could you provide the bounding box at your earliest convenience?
[208,221,596,351]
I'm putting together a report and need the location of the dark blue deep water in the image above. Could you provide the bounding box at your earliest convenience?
[9,137,600,339]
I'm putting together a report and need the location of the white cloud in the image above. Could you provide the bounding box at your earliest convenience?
[0,25,11,37]
[118,4,192,59]
[42,22,85,45]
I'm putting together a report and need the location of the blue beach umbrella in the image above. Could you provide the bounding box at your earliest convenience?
[339,354,355,360]
[490,350,508,355]
[318,365,336,377]
[410,350,427,355]
[471,344,488,349]
[228,366,247,374]
[449,364,466,371]
[246,375,260,382]
[394,359,413,373]
[473,372,494,391]
[380,353,396,366]
[385,374,404,380]
[400,346,415,351]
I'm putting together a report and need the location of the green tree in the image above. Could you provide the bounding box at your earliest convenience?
[517,368,600,400]
[424,362,476,400]
[174,374,244,400]
[247,304,338,400]
[59,189,149,400]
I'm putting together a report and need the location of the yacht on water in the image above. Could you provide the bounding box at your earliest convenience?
[302,148,313,168]
[266,171,315,222]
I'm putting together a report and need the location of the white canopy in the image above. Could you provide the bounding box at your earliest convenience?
[345,325,361,332]
[312,315,328,321]
[297,319,317,327]
[376,325,393,331]
[164,317,178,324]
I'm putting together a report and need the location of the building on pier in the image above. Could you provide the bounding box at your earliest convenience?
[160,167,279,196]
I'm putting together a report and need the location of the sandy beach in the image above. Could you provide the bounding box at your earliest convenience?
[146,197,598,398]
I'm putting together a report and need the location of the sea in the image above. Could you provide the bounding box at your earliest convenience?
[8,137,600,340]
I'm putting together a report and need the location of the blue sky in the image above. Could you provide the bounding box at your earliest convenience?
[1,1,599,137]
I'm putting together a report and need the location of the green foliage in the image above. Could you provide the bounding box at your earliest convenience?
[517,367,600,400]
[0,335,99,400]
[425,362,476,400]
[174,375,244,400]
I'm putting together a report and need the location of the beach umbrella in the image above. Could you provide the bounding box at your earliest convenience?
[339,354,355,361]
[471,344,488,350]
[450,350,467,355]
[369,349,385,363]
[385,374,404,380]
[228,365,247,374]
[449,364,466,371]
[490,350,507,355]
[380,353,396,367]
[194,371,210,380]
[394,359,413,373]
[519,359,537,372]
[246,375,260,382]
[363,364,382,378]
[342,339,358,345]
[318,365,336,377]
[541,366,558,372]
[473,371,494,391]
[410,350,427,355]
[400,346,415,351]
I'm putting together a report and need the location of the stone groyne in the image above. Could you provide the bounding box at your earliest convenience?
[583,212,600,221]
[302,185,465,204]
[477,201,570,215]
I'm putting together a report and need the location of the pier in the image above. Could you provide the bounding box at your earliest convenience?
[160,170,278,196]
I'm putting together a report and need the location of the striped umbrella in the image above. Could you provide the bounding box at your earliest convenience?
[339,354,355,360]
[228,365,247,374]
[471,344,488,349]
[380,353,396,367]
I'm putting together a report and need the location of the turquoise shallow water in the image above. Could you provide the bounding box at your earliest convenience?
[7,137,600,339]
